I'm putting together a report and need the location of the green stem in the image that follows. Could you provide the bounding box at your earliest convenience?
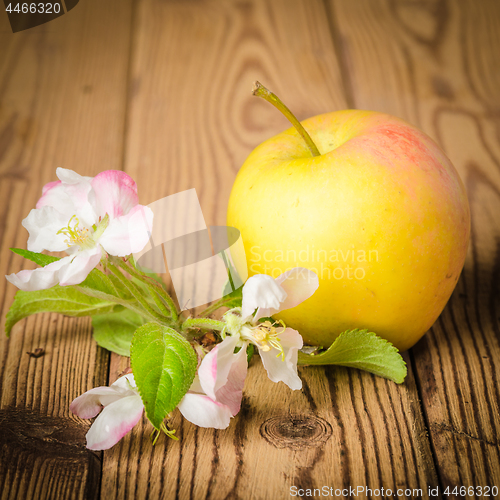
[107,263,171,325]
[181,318,226,333]
[252,81,321,157]
[118,258,179,322]
[196,251,238,318]
[198,297,233,317]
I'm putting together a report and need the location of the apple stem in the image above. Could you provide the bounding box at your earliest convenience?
[252,81,321,157]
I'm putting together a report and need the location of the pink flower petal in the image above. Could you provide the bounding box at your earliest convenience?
[90,170,139,220]
[41,180,61,196]
[197,335,241,401]
[214,346,247,415]
[58,246,102,286]
[36,181,78,211]
[259,328,303,390]
[5,256,73,291]
[85,394,144,450]
[241,274,287,320]
[98,205,153,256]
[177,393,233,429]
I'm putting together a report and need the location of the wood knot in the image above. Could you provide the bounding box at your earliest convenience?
[260,414,332,450]
[26,348,44,358]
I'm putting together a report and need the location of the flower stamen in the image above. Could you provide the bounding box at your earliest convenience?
[57,215,91,247]
[251,320,286,361]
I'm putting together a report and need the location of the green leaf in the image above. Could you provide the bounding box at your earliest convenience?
[92,309,146,356]
[221,254,244,308]
[7,248,157,327]
[246,343,254,363]
[131,323,197,430]
[222,284,243,308]
[257,316,274,323]
[5,285,121,336]
[79,268,131,299]
[11,247,59,266]
[297,329,407,384]
[131,278,161,308]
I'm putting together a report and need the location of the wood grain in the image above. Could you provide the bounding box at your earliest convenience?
[123,0,347,213]
[0,1,133,498]
[1,0,499,498]
[328,0,500,494]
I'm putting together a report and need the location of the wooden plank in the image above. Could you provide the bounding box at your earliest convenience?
[123,0,347,211]
[0,1,133,499]
[102,0,438,498]
[328,0,500,493]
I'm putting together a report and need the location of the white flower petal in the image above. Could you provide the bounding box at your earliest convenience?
[273,267,319,313]
[37,168,96,228]
[70,387,127,419]
[187,374,204,394]
[56,167,93,185]
[5,255,73,291]
[90,170,139,220]
[178,393,233,429]
[241,274,287,320]
[58,246,102,286]
[111,373,137,391]
[22,206,71,253]
[98,205,153,256]
[259,328,303,390]
[70,374,138,420]
[85,394,144,450]
[197,335,242,402]
[6,246,102,291]
[252,268,319,320]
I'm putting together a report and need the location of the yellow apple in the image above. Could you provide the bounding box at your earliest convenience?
[227,109,470,351]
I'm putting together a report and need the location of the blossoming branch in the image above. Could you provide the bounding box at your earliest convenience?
[5,168,407,451]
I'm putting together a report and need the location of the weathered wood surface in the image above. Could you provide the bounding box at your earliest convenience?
[0,1,131,498]
[1,0,499,499]
[329,0,500,492]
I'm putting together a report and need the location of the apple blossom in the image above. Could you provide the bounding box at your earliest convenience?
[71,339,247,450]
[220,267,319,392]
[70,374,144,450]
[6,168,153,291]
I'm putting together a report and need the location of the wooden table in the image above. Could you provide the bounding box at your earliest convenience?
[1,1,499,499]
